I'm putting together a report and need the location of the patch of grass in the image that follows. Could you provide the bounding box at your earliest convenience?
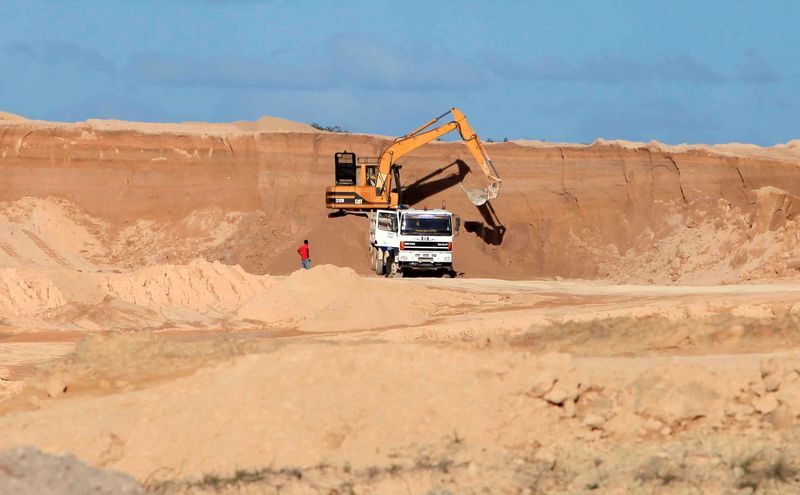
[310,123,349,133]
[199,472,223,489]
[169,465,305,490]
[146,455,467,493]
[735,454,798,490]
[513,312,800,357]
[437,458,453,473]
[768,458,795,482]
[234,468,266,483]
[635,456,682,486]
[414,454,457,474]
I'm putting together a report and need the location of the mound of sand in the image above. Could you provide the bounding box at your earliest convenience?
[0,111,27,122]
[0,260,455,332]
[512,137,800,164]
[0,111,319,136]
[600,187,800,284]
[0,268,67,316]
[0,197,107,272]
[80,116,320,136]
[103,258,274,313]
[231,115,319,133]
[239,265,435,331]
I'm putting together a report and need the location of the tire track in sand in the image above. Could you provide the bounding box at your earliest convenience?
[0,239,27,263]
[21,229,73,269]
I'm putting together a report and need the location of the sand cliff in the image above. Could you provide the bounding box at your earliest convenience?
[1,114,800,283]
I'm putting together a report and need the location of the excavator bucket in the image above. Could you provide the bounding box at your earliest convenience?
[462,181,500,206]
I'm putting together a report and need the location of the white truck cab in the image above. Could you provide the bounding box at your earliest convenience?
[369,208,459,277]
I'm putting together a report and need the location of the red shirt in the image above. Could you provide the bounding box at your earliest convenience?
[297,244,310,260]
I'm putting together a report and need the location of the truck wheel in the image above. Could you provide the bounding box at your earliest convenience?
[441,269,454,278]
[376,251,385,275]
[385,254,402,278]
[390,261,404,278]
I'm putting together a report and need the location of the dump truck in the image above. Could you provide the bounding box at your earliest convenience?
[369,207,459,278]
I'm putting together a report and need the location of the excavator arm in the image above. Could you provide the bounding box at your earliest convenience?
[374,120,459,195]
[451,108,502,206]
[375,108,502,206]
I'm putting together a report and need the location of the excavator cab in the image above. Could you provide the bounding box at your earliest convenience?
[334,151,357,185]
[365,164,378,187]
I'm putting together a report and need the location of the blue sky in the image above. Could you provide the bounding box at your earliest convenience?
[0,1,797,145]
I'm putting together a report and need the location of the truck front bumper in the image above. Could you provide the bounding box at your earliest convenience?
[397,251,452,269]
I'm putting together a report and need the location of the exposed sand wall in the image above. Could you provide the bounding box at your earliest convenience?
[1,116,800,282]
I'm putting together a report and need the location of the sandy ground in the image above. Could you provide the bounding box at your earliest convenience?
[3,113,800,493]
[4,272,800,493]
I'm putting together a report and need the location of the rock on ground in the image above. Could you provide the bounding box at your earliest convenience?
[0,446,142,495]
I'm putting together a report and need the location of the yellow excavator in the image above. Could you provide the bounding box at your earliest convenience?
[325,107,502,210]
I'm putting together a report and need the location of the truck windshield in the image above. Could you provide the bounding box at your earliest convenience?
[401,215,452,236]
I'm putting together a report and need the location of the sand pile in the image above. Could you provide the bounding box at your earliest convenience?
[239,265,436,331]
[0,197,288,275]
[514,137,800,164]
[103,258,273,314]
[0,111,27,122]
[231,115,319,133]
[0,197,103,271]
[0,111,319,136]
[0,261,452,332]
[107,208,245,270]
[0,259,275,329]
[599,187,800,284]
[0,268,66,316]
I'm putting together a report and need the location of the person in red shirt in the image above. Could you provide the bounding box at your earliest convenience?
[297,240,311,269]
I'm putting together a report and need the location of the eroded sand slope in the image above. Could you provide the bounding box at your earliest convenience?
[2,114,800,282]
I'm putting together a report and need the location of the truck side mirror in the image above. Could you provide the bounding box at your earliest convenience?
[455,216,461,236]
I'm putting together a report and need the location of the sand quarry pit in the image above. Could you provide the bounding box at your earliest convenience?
[3,114,800,493]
